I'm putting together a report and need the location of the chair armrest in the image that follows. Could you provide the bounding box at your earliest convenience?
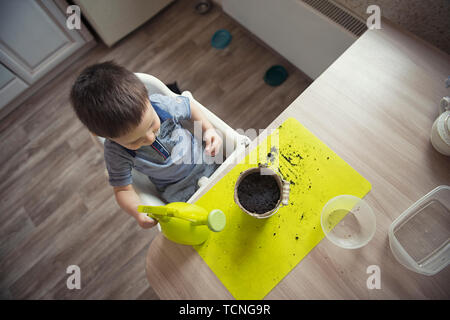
[181,90,251,153]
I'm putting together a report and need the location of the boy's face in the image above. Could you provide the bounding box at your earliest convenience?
[111,99,161,150]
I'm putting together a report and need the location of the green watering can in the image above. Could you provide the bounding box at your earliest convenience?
[137,202,226,245]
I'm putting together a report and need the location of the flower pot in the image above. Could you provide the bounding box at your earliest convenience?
[234,164,290,219]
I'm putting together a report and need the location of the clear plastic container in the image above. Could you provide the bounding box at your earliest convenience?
[389,185,450,276]
[321,195,376,249]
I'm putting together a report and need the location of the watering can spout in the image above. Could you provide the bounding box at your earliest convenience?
[137,205,175,222]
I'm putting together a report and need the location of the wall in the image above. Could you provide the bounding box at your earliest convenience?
[222,0,357,79]
[333,0,450,54]
[216,0,449,54]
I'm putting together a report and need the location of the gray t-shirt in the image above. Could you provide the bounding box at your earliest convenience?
[103,93,202,190]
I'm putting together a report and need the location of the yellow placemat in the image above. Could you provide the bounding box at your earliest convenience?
[194,117,372,299]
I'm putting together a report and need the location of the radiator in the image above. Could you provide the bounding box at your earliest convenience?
[223,0,367,79]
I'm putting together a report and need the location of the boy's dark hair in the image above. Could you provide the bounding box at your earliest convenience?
[70,61,148,138]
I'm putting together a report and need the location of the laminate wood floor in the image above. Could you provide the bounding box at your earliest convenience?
[0,0,311,299]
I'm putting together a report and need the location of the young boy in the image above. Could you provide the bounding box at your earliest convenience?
[70,61,222,229]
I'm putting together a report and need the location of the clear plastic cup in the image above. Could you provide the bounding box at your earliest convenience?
[321,195,376,249]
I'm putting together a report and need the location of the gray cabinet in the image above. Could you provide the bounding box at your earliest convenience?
[74,0,173,47]
[0,0,95,115]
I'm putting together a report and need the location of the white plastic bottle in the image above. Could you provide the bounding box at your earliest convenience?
[430,97,450,156]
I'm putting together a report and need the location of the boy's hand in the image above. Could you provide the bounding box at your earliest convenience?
[136,213,158,229]
[203,128,222,156]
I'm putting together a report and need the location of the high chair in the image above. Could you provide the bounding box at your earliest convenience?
[92,73,251,206]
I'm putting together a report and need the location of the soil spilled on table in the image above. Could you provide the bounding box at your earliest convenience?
[237,172,280,214]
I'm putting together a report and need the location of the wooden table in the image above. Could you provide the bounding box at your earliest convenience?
[146,20,450,299]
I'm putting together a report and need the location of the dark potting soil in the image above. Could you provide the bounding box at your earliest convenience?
[237,172,280,214]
